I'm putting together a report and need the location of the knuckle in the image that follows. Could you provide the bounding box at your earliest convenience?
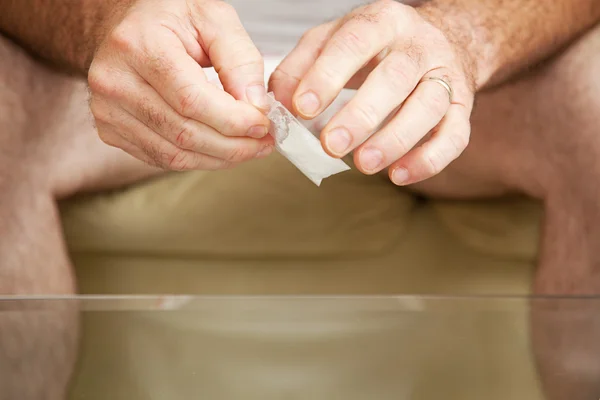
[301,25,327,44]
[351,103,381,132]
[88,98,103,120]
[398,1,420,21]
[87,67,103,91]
[373,0,397,9]
[89,100,113,124]
[331,30,371,59]
[225,145,253,162]
[383,54,420,87]
[267,68,291,90]
[97,130,118,147]
[108,23,137,53]
[350,10,379,25]
[182,132,210,154]
[218,42,262,74]
[449,131,470,154]
[269,67,287,83]
[92,112,109,126]
[352,0,399,25]
[174,123,196,150]
[208,1,237,17]
[376,0,396,9]
[300,27,318,43]
[423,149,444,176]
[176,85,206,118]
[89,97,100,113]
[423,152,441,176]
[371,0,399,20]
[418,87,449,118]
[389,130,410,155]
[88,66,118,97]
[221,115,247,136]
[213,159,234,171]
[167,148,191,171]
[192,138,210,153]
[316,63,343,86]
[301,22,337,52]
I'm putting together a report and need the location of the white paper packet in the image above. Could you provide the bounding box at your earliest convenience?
[203,62,351,186]
[265,93,350,186]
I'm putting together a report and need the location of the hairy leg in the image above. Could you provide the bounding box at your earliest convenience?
[411,25,600,399]
[0,35,160,399]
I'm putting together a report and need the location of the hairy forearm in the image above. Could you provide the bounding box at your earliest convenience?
[0,0,133,74]
[418,0,600,89]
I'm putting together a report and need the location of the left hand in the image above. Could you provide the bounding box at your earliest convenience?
[269,0,475,186]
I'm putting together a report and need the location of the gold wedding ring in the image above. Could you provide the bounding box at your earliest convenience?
[426,77,453,103]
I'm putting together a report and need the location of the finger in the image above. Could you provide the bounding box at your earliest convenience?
[194,1,268,109]
[388,105,470,186]
[122,31,269,138]
[292,7,397,119]
[96,121,159,167]
[345,49,389,90]
[268,22,339,111]
[120,111,237,171]
[320,50,425,158]
[353,73,451,174]
[92,100,237,171]
[116,79,274,162]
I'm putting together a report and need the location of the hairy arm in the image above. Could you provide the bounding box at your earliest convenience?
[417,0,600,89]
[0,0,133,74]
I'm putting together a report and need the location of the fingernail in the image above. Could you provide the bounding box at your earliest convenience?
[295,91,320,117]
[360,147,384,172]
[247,125,268,138]
[392,168,410,185]
[325,128,352,155]
[256,145,274,158]
[246,85,269,110]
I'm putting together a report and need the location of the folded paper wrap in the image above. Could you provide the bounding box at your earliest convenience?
[203,63,350,186]
[265,93,350,186]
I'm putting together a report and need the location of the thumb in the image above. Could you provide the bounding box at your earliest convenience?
[194,1,267,110]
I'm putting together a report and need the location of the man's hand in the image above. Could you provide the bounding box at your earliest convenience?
[87,0,273,170]
[270,0,475,186]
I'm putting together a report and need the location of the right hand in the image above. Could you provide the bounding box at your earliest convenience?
[88,0,273,170]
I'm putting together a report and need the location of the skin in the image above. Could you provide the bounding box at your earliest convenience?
[270,0,600,186]
[412,24,600,397]
[268,2,600,397]
[1,0,275,171]
[1,0,600,399]
[0,33,162,399]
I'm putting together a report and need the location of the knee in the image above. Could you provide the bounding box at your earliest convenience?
[516,25,600,196]
[0,35,95,195]
[549,24,600,96]
[0,37,34,152]
[0,36,65,158]
[404,25,600,200]
[542,24,600,145]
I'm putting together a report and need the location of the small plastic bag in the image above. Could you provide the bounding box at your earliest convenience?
[266,93,350,186]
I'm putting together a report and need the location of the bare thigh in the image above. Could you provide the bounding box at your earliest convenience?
[0,35,161,200]
[405,23,600,400]
[0,33,163,400]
